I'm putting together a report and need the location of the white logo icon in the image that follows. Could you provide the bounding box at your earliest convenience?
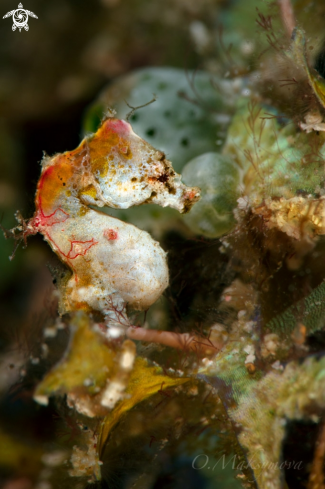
[3,3,38,32]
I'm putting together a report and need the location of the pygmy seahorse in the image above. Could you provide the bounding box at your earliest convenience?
[19,117,200,325]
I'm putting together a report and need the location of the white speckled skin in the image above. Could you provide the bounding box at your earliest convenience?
[52,208,168,313]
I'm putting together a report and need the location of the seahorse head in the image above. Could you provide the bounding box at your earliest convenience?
[78,118,200,213]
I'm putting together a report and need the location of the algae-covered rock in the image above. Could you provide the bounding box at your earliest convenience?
[231,356,325,489]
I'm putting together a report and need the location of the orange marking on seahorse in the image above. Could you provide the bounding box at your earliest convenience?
[89,119,133,174]
[36,158,77,214]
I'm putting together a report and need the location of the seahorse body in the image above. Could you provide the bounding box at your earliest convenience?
[29,118,199,321]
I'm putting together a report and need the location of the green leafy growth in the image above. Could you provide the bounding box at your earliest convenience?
[35,312,115,399]
[267,280,325,337]
[223,100,325,202]
[285,26,325,109]
[98,356,189,457]
[199,338,262,403]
